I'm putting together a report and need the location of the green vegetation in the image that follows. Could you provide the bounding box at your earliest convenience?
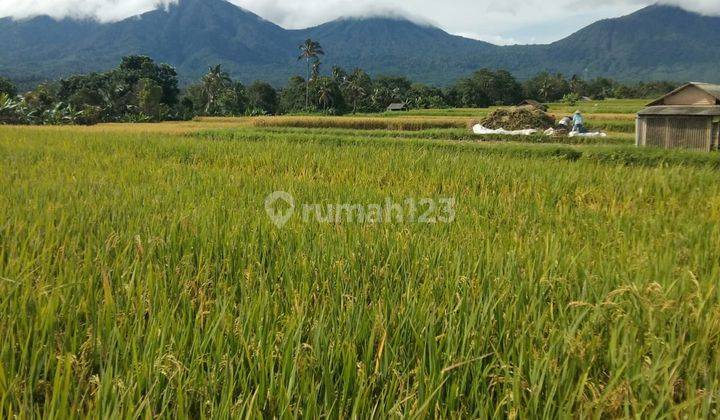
[298,39,325,110]
[1,56,180,125]
[236,126,632,146]
[251,116,467,131]
[1,110,720,416]
[0,44,671,125]
[0,77,15,97]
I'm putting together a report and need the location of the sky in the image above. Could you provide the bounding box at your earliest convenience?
[0,0,719,44]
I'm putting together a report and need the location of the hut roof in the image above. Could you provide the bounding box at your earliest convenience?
[638,105,720,117]
[518,99,548,111]
[386,103,407,111]
[647,83,720,106]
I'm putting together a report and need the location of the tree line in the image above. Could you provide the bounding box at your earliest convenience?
[0,41,678,125]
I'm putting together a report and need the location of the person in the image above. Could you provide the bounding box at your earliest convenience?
[558,116,573,129]
[572,110,585,133]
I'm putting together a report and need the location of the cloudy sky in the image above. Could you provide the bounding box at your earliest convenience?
[0,0,719,44]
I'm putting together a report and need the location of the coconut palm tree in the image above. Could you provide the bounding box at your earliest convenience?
[346,81,365,114]
[316,80,333,111]
[344,69,371,113]
[311,61,322,82]
[298,39,324,110]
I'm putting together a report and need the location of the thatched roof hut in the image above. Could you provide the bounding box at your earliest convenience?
[386,103,408,112]
[517,99,548,112]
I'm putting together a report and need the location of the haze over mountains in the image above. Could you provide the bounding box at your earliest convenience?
[1,0,719,87]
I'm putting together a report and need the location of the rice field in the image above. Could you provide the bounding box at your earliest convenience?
[2,102,720,418]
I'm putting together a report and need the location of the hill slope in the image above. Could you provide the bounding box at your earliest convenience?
[1,1,719,86]
[291,17,499,84]
[540,5,720,82]
[0,0,295,85]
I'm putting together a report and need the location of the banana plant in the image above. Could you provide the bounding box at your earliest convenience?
[0,93,25,124]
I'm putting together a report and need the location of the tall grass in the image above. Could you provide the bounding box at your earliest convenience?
[548,99,647,115]
[586,120,636,133]
[249,113,636,136]
[251,116,468,130]
[1,125,719,418]
[231,126,633,146]
[202,128,720,167]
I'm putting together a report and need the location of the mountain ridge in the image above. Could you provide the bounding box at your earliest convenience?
[1,1,719,87]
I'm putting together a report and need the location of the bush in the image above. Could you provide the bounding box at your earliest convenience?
[562,93,581,106]
[0,77,17,97]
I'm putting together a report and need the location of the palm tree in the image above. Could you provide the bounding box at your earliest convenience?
[346,80,365,113]
[317,81,333,111]
[332,66,347,84]
[298,39,324,110]
[201,65,232,114]
[311,61,322,82]
[345,69,370,113]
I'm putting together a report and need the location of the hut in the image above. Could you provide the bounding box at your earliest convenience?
[636,83,720,151]
[517,99,548,112]
[386,103,408,112]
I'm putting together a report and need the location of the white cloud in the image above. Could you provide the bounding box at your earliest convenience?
[0,0,718,44]
[0,0,175,22]
[659,0,720,14]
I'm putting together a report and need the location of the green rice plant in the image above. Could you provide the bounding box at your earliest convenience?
[586,120,637,133]
[231,126,631,146]
[1,123,719,418]
[548,99,648,115]
[251,116,468,131]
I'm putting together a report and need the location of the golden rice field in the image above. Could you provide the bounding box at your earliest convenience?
[2,101,720,418]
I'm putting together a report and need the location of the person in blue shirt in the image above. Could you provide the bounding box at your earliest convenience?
[572,111,585,133]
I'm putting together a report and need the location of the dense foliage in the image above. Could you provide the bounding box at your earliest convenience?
[1,56,180,125]
[0,53,678,125]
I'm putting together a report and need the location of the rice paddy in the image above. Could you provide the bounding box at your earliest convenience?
[1,100,720,418]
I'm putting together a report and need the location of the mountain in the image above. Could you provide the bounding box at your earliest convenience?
[291,17,499,83]
[86,0,294,77]
[1,1,719,87]
[0,0,296,86]
[541,5,720,82]
[0,17,102,84]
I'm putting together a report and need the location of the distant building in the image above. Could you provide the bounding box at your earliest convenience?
[636,83,720,151]
[386,103,408,112]
[517,100,548,112]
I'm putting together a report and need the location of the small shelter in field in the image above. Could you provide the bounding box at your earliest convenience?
[517,99,548,112]
[386,102,408,112]
[636,83,720,151]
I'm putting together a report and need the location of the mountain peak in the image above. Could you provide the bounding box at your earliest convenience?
[166,0,252,14]
[173,0,236,8]
[327,10,435,26]
[1,1,720,87]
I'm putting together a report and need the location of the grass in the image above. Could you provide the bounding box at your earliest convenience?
[241,101,640,135]
[548,99,648,115]
[229,126,634,146]
[1,102,720,417]
[250,116,468,131]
